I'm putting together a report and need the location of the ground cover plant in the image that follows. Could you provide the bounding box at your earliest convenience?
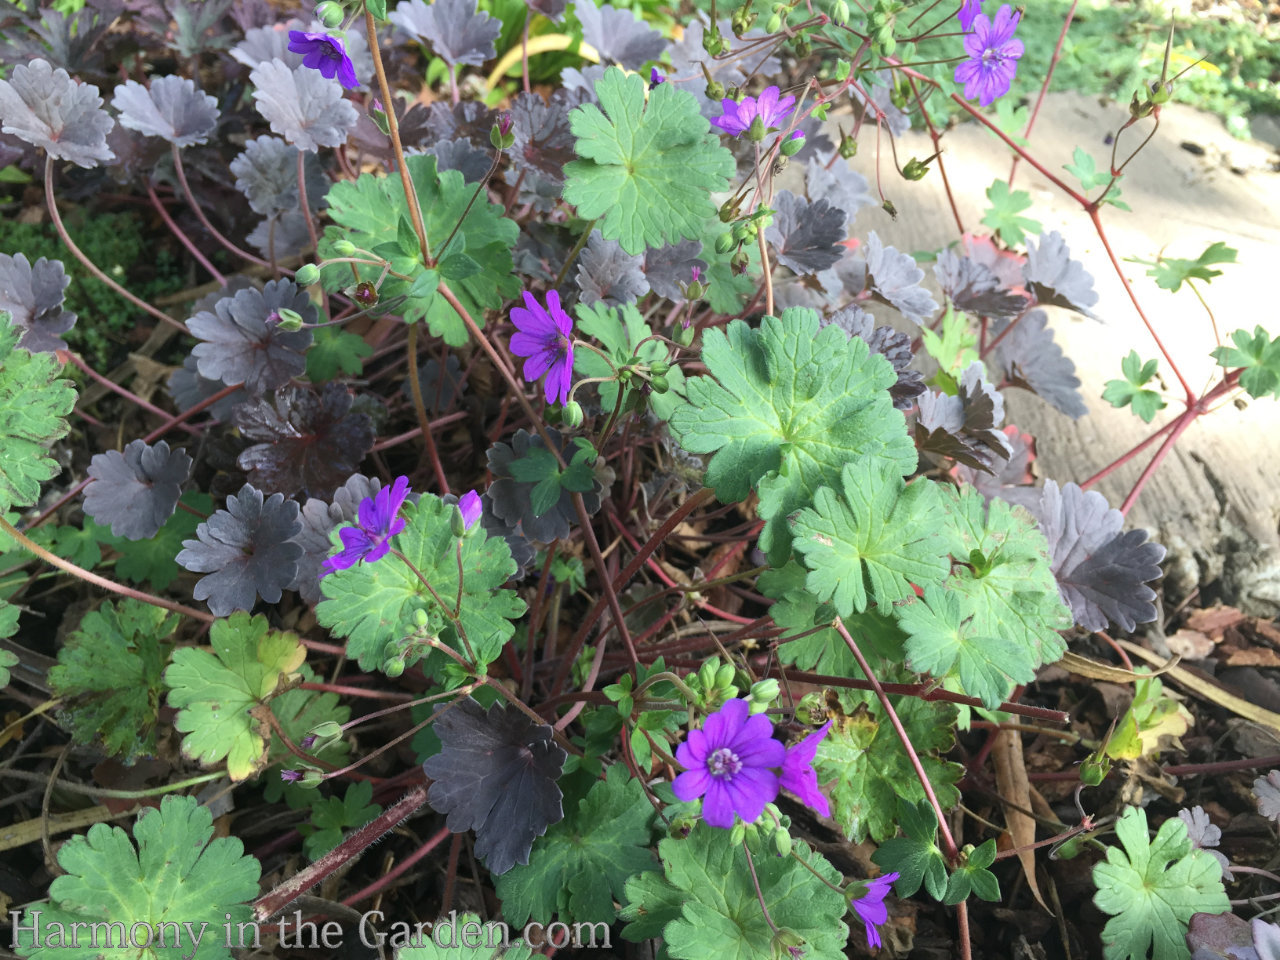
[1,0,1279,957]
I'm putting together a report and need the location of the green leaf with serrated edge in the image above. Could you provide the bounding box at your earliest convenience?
[506,439,597,517]
[0,311,76,514]
[1137,241,1238,293]
[564,68,735,255]
[814,687,962,844]
[319,155,519,345]
[939,486,1072,673]
[47,599,178,762]
[0,601,17,687]
[620,823,848,959]
[1092,806,1231,960]
[1064,146,1111,190]
[300,780,381,860]
[1102,349,1167,423]
[1212,326,1280,400]
[921,303,979,377]
[899,585,1036,709]
[164,612,306,781]
[980,181,1042,248]
[98,491,213,591]
[668,309,914,564]
[306,324,373,382]
[14,795,260,960]
[943,838,1001,905]
[315,494,525,674]
[792,460,947,617]
[572,300,686,421]
[872,799,948,901]
[260,664,352,804]
[495,765,657,927]
[396,916,534,959]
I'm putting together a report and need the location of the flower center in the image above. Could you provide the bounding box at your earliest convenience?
[553,333,571,355]
[706,747,742,779]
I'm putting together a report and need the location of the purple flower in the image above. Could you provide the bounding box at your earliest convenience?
[690,266,702,284]
[779,720,832,817]
[281,769,302,782]
[458,489,482,530]
[288,30,360,90]
[673,698,785,828]
[849,873,900,949]
[957,0,982,31]
[650,67,666,88]
[953,5,1023,107]
[322,475,411,575]
[711,86,796,138]
[509,290,575,405]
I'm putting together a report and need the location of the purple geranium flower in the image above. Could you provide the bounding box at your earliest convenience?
[288,30,360,90]
[650,67,666,88]
[322,475,411,575]
[457,489,482,530]
[673,698,786,828]
[711,86,796,138]
[957,0,982,31]
[509,290,575,405]
[850,872,900,949]
[779,720,832,817]
[953,4,1023,107]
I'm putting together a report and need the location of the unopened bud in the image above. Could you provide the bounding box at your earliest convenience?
[749,678,780,704]
[714,662,737,691]
[715,231,737,255]
[561,399,584,428]
[770,928,805,960]
[294,263,321,286]
[315,0,345,28]
[383,657,405,678]
[296,766,325,789]
[275,308,304,332]
[729,820,746,845]
[490,115,515,150]
[649,374,669,394]
[333,238,357,257]
[838,128,857,159]
[413,608,429,628]
[648,359,670,376]
[773,828,792,857]
[765,12,781,33]
[780,129,805,157]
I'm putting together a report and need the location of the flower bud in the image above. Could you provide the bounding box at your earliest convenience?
[832,0,849,24]
[490,115,515,150]
[294,263,321,286]
[307,720,344,743]
[674,323,695,347]
[413,608,429,628]
[715,231,737,255]
[562,399,584,428]
[383,657,405,678]
[773,828,792,857]
[769,928,806,960]
[649,374,669,394]
[315,0,345,28]
[838,128,857,159]
[281,768,302,782]
[333,238,357,257]
[749,678,780,705]
[730,248,750,275]
[648,359,670,376]
[765,12,781,33]
[698,659,718,691]
[275,308,304,332]
[450,505,467,538]
[780,129,805,157]
[729,820,746,845]
[296,766,325,789]
[714,662,737,693]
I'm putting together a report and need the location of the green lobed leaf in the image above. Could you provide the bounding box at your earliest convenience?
[14,795,261,960]
[0,599,17,687]
[1211,325,1280,400]
[164,612,307,781]
[943,838,1001,905]
[871,799,949,901]
[506,438,598,517]
[1092,806,1231,960]
[495,765,658,927]
[979,181,1042,248]
[300,780,381,860]
[315,493,525,674]
[938,486,1072,689]
[1141,241,1238,293]
[572,300,686,421]
[791,460,947,617]
[1102,349,1167,423]
[668,308,915,564]
[319,155,520,345]
[0,311,77,514]
[564,67,735,255]
[898,585,1036,709]
[47,599,179,762]
[97,492,215,592]
[306,324,374,382]
[814,688,962,844]
[620,824,848,959]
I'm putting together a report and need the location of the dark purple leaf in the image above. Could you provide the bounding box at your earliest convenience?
[767,191,846,276]
[577,232,649,306]
[805,155,873,232]
[84,440,192,541]
[863,231,937,326]
[953,426,1041,512]
[915,363,1013,472]
[0,1,121,75]
[1254,771,1280,823]
[188,278,315,396]
[962,233,1025,289]
[0,59,114,167]
[823,305,926,410]
[234,383,375,498]
[487,428,606,543]
[1034,479,1166,633]
[526,0,567,22]
[175,482,303,616]
[643,239,706,301]
[230,135,328,217]
[1186,912,1257,960]
[991,308,1087,419]
[232,18,374,76]
[479,491,536,579]
[1177,805,1232,880]
[420,137,491,183]
[351,100,434,159]
[573,0,663,68]
[1023,230,1099,319]
[0,252,76,354]
[851,72,910,136]
[400,353,465,413]
[290,473,381,603]
[423,696,567,876]
[230,0,272,31]
[560,64,607,104]
[168,356,246,421]
[390,0,501,67]
[513,222,574,283]
[422,100,496,149]
[110,75,218,148]
[933,247,1029,322]
[506,90,583,185]
[246,210,314,260]
[250,58,358,153]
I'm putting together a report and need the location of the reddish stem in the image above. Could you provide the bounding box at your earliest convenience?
[65,352,202,436]
[1009,0,1079,187]
[146,182,226,284]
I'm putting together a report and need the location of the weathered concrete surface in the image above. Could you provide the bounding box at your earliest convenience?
[833,92,1280,614]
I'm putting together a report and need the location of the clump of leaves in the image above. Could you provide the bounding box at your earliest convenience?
[300,780,382,859]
